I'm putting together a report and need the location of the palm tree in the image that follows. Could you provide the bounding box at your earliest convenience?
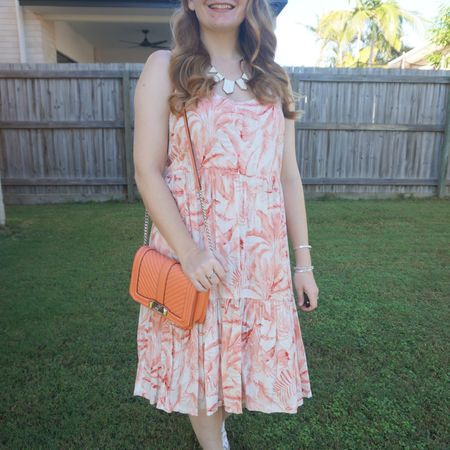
[301,10,355,67]
[350,0,424,67]
[301,0,426,67]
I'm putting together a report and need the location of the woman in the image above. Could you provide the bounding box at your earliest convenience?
[132,0,319,448]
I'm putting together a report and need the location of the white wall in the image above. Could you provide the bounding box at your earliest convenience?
[0,0,166,63]
[55,21,94,62]
[0,1,58,64]
[0,0,20,63]
[23,8,56,63]
[0,0,93,63]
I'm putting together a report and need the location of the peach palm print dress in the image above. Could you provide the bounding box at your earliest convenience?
[133,92,313,416]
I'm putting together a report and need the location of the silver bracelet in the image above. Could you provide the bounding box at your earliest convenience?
[294,265,314,272]
[293,244,311,250]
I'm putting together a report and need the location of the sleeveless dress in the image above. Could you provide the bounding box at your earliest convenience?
[133,92,313,416]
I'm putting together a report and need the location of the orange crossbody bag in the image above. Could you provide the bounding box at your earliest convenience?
[129,107,214,330]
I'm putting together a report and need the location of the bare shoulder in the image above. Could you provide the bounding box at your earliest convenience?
[140,49,172,81]
[134,50,173,109]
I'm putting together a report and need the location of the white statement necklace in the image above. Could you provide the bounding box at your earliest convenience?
[208,58,250,95]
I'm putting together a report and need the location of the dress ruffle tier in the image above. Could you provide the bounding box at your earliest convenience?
[134,293,312,416]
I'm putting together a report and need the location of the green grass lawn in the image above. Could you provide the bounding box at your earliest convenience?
[0,198,448,450]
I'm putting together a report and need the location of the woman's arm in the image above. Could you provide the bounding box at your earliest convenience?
[280,83,311,268]
[133,50,197,261]
[280,77,318,311]
[281,174,312,268]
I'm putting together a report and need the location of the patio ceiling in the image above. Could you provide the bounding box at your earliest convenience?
[19,0,288,16]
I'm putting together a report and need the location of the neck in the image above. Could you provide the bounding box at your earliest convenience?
[199,26,243,63]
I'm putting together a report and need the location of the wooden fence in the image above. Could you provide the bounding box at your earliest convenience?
[0,63,449,204]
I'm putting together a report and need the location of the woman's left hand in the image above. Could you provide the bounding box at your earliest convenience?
[293,271,319,312]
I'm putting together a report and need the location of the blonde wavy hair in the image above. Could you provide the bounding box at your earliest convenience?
[167,0,303,120]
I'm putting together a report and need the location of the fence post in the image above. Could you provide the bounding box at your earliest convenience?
[438,90,450,198]
[122,69,135,202]
[0,174,5,226]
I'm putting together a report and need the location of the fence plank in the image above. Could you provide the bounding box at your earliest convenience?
[122,70,134,202]
[438,91,450,197]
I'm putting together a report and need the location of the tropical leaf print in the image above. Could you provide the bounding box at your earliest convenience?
[133,93,312,416]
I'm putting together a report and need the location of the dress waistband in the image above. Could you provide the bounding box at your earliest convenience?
[165,165,281,184]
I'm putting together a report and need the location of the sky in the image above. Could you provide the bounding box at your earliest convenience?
[274,0,446,66]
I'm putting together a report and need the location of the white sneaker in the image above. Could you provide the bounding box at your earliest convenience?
[221,419,230,450]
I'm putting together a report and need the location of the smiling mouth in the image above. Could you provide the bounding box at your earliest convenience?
[208,3,235,10]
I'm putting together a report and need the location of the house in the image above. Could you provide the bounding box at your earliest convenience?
[1,0,288,63]
[387,40,450,70]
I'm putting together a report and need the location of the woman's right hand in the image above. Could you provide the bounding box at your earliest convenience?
[179,246,226,292]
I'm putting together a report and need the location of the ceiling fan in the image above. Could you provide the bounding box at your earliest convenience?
[119,29,170,49]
